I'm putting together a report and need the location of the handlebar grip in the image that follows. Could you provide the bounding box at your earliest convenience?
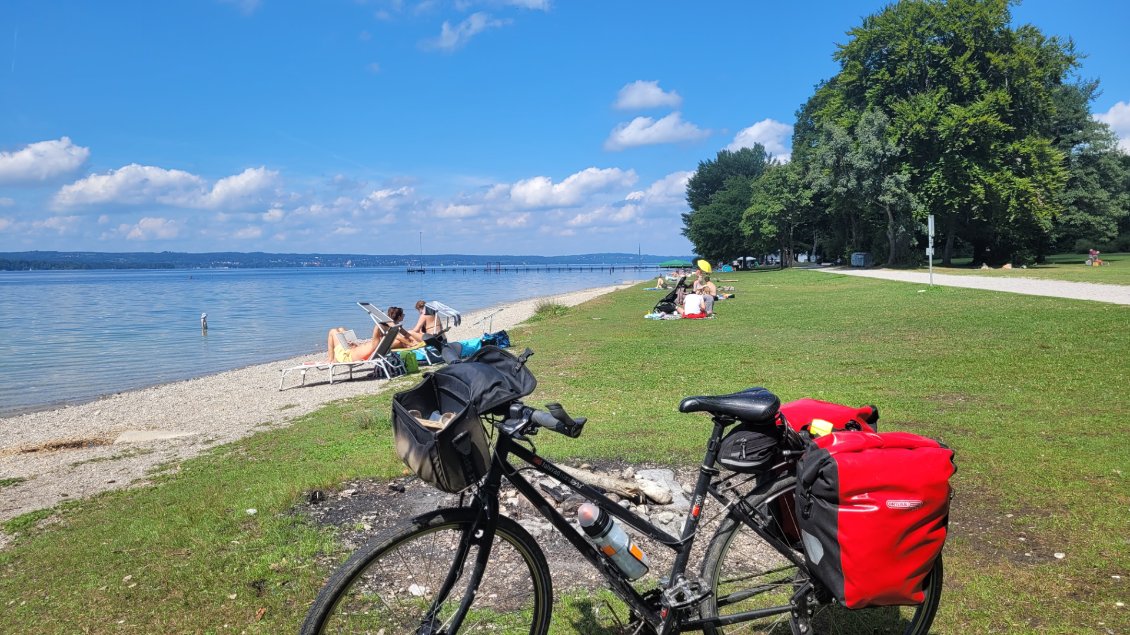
[530,409,570,435]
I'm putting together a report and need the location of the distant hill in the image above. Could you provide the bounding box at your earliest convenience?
[0,250,691,271]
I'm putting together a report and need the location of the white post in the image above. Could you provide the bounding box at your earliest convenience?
[927,215,935,286]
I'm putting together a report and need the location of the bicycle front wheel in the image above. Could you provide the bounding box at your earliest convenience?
[301,507,553,634]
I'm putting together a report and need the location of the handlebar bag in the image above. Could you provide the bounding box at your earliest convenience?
[392,346,536,492]
[780,398,879,434]
[795,431,954,608]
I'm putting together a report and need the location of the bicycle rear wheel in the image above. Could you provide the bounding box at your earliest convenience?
[700,476,942,635]
[700,477,802,634]
[301,507,553,634]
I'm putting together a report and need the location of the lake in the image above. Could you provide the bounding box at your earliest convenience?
[0,266,648,416]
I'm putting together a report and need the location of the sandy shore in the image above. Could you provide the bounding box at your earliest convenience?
[0,282,638,529]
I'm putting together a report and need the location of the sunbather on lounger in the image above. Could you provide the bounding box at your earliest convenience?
[407,299,437,342]
[385,307,420,348]
[325,326,385,363]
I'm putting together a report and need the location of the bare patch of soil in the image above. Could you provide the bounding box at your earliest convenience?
[294,460,732,599]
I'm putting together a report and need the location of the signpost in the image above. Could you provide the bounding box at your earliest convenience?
[927,215,935,286]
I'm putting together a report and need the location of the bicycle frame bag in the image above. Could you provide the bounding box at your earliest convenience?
[780,398,879,434]
[717,388,783,473]
[795,431,954,608]
[392,346,536,493]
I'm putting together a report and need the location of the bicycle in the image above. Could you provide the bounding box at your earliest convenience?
[301,349,943,634]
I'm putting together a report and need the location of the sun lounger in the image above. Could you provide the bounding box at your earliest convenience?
[279,325,403,390]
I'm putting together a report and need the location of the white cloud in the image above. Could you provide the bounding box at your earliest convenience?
[498,212,530,227]
[566,203,642,227]
[0,197,13,207]
[360,186,415,211]
[202,167,278,208]
[0,218,10,231]
[604,112,709,151]
[219,0,261,15]
[232,226,263,239]
[456,0,551,9]
[53,164,277,210]
[613,80,682,110]
[55,164,204,208]
[627,170,692,206]
[262,207,285,222]
[508,167,637,208]
[123,217,182,241]
[1095,101,1130,153]
[34,215,82,233]
[0,137,90,184]
[423,12,511,51]
[437,203,482,218]
[726,118,793,161]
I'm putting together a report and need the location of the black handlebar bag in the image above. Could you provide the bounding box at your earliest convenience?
[392,346,537,492]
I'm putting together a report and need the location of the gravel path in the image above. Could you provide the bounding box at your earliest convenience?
[0,282,638,530]
[811,267,1130,305]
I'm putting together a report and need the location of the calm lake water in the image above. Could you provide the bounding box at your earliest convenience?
[0,267,648,416]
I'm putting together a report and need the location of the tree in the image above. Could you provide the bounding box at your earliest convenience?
[1047,82,1130,253]
[685,146,772,212]
[743,162,814,267]
[682,146,773,261]
[684,176,755,264]
[807,0,1079,265]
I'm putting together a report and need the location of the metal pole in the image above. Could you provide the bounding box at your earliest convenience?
[927,215,935,287]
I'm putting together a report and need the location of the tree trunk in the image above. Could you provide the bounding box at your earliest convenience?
[886,204,897,266]
[942,216,956,266]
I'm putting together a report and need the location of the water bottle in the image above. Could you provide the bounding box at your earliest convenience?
[577,503,650,580]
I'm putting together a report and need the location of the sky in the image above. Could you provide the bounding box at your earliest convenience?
[1,0,1128,257]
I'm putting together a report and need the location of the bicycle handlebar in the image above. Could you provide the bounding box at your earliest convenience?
[527,403,586,438]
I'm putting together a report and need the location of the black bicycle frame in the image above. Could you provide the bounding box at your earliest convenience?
[437,416,803,633]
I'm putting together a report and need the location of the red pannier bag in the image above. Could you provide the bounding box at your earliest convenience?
[780,398,879,434]
[795,431,954,608]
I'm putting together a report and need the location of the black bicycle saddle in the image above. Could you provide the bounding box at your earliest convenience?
[679,387,780,425]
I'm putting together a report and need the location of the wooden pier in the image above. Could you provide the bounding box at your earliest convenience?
[406,263,659,274]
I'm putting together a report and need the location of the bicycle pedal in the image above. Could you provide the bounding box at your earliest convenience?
[660,577,711,610]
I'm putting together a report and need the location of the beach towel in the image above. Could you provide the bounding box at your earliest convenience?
[645,312,682,320]
[684,312,710,319]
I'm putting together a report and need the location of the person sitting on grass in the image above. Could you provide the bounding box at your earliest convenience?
[656,276,669,289]
[701,274,717,298]
[678,291,707,318]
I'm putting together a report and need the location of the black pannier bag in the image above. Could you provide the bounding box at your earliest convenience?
[392,346,536,493]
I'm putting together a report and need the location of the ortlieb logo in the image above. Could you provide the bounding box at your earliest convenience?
[886,499,923,510]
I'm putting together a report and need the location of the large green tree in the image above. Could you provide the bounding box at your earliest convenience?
[682,146,773,261]
[806,0,1079,265]
[684,176,756,264]
[743,162,814,267]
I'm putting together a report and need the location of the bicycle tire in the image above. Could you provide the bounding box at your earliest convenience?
[699,476,943,635]
[301,507,553,635]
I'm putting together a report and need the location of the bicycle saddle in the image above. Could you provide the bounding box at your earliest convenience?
[679,387,780,425]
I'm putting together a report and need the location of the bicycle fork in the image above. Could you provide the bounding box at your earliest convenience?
[419,486,503,634]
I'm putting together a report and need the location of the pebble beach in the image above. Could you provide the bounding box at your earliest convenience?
[0,283,637,533]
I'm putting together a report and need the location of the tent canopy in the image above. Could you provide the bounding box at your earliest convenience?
[658,259,693,268]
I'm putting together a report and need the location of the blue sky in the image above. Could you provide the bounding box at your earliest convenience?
[1,0,1128,256]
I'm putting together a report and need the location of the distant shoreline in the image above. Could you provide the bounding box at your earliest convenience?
[0,250,684,271]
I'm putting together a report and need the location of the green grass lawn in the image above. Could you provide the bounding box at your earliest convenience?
[1,271,1127,633]
[924,252,1130,285]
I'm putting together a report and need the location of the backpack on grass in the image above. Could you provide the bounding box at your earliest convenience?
[795,431,955,608]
